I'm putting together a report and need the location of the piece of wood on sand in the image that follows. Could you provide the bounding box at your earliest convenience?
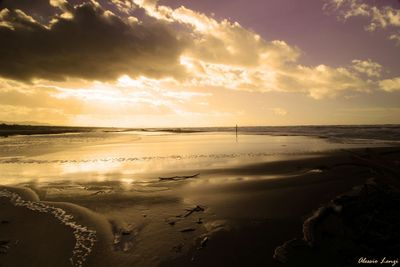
[159,173,200,181]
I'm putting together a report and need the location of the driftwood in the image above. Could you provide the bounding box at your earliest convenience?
[159,173,200,181]
[91,190,113,195]
[180,228,196,233]
[183,205,205,217]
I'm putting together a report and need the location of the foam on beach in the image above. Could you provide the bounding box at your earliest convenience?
[0,189,96,267]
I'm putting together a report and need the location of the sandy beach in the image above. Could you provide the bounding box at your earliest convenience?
[1,0,400,265]
[1,129,399,267]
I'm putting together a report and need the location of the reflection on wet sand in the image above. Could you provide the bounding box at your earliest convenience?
[0,132,398,267]
[0,132,381,184]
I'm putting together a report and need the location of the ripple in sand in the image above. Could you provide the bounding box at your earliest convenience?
[0,189,96,267]
[0,152,285,164]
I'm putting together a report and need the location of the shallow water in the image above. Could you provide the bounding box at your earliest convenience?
[0,131,387,185]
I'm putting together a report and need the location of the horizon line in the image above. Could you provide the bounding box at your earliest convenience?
[2,122,400,129]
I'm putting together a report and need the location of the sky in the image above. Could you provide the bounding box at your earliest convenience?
[0,0,399,127]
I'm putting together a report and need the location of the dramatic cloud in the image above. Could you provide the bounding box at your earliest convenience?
[132,0,396,99]
[0,1,186,82]
[177,56,377,99]
[0,0,399,126]
[0,0,397,99]
[324,0,400,45]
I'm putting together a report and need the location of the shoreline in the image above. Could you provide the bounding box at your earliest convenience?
[0,186,115,267]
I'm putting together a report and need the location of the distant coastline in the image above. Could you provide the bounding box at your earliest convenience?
[1,124,399,142]
[0,124,98,137]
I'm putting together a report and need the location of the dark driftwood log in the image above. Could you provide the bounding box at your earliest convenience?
[183,205,205,217]
[159,173,200,181]
[180,228,196,233]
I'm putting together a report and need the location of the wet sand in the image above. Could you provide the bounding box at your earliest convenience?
[0,198,75,267]
[1,146,399,267]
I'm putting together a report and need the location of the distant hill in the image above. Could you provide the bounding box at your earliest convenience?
[0,124,97,137]
[0,121,52,126]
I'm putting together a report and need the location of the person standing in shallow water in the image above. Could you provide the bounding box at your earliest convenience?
[236,124,238,142]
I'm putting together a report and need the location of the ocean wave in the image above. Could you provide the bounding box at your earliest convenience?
[0,189,96,267]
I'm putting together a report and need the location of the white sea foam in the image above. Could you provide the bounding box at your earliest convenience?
[0,189,96,267]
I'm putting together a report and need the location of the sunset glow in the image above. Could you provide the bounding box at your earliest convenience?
[0,0,399,127]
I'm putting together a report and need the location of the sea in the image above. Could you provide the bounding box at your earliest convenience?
[0,124,399,185]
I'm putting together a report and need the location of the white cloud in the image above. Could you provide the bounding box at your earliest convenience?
[324,0,400,45]
[351,59,382,77]
[389,31,400,46]
[110,0,136,14]
[379,77,400,92]
[129,0,395,99]
[276,64,373,99]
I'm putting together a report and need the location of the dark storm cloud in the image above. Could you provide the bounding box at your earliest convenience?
[0,1,187,82]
